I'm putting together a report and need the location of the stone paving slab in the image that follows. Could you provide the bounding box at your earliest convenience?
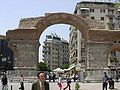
[0,82,120,90]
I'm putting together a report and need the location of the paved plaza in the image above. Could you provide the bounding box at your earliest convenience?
[0,81,120,90]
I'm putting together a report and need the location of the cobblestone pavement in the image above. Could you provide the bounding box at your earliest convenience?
[0,82,120,90]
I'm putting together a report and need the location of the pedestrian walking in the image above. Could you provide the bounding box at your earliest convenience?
[52,73,56,82]
[1,74,8,90]
[57,74,62,90]
[31,72,49,90]
[19,74,24,90]
[102,72,109,90]
[73,73,78,82]
[48,73,52,82]
[63,76,71,90]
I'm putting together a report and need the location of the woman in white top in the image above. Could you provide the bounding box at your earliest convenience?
[19,74,24,90]
[58,74,62,90]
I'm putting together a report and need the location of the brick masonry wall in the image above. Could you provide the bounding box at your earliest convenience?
[86,42,112,69]
[8,40,39,69]
[18,14,105,30]
[18,17,44,29]
[6,13,120,79]
[85,42,113,80]
[85,19,105,29]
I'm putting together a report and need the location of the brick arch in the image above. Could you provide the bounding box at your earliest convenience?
[5,12,90,76]
[35,13,90,40]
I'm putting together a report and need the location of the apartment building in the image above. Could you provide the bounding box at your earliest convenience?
[69,1,120,81]
[42,34,69,70]
[74,1,120,30]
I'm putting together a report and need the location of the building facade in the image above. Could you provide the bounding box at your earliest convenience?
[69,1,120,81]
[42,34,69,70]
[74,1,120,30]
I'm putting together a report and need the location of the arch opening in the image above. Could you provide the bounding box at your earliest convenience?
[39,23,83,70]
[108,44,120,78]
[35,13,90,40]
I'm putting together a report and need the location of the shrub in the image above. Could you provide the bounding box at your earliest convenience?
[75,82,80,90]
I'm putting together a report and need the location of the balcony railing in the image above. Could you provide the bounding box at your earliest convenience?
[106,14,115,17]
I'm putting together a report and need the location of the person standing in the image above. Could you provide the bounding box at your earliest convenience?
[31,72,49,90]
[102,72,109,90]
[58,74,62,90]
[108,77,114,90]
[19,74,24,90]
[1,74,8,90]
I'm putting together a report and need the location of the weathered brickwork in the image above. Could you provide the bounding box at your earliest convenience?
[5,13,120,79]
[8,40,39,70]
[18,17,43,29]
[89,30,120,42]
[85,19,105,29]
[85,42,113,80]
[86,42,112,69]
[18,13,105,30]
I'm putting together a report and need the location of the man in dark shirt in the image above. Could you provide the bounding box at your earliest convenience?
[1,74,8,90]
[31,72,49,90]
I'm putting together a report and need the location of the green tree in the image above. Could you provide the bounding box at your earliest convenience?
[60,64,69,69]
[114,2,120,7]
[37,62,51,72]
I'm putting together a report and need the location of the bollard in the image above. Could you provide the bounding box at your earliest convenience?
[11,85,13,90]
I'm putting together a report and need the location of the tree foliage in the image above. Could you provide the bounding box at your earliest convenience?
[60,64,69,69]
[114,2,120,7]
[37,62,51,72]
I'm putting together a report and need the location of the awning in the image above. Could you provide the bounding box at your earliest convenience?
[118,9,120,12]
[67,65,75,71]
[53,68,64,72]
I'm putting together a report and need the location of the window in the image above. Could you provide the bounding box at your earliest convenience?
[101,17,104,21]
[114,41,117,43]
[109,17,113,22]
[108,9,114,14]
[90,9,94,12]
[100,9,105,13]
[91,16,95,20]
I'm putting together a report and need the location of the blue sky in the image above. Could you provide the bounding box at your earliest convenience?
[0,0,80,35]
[0,0,80,61]
[0,0,82,42]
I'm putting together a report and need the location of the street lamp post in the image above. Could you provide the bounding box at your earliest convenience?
[76,64,81,82]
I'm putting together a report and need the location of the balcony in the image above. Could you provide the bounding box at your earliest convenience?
[81,12,89,17]
[107,21,115,25]
[106,14,115,17]
[107,9,115,17]
[80,8,89,17]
